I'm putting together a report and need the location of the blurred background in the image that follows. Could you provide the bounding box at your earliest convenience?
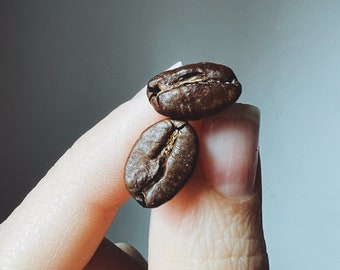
[1,0,340,269]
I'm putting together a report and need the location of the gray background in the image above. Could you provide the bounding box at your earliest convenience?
[1,0,340,269]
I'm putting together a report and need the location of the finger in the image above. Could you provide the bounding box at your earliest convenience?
[84,238,147,270]
[149,104,269,270]
[0,62,182,269]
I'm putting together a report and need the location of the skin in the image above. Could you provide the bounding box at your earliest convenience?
[0,64,269,269]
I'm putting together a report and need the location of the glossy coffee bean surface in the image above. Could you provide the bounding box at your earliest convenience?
[125,119,199,208]
[147,62,242,120]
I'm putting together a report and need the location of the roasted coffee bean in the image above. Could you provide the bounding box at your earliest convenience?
[124,119,198,208]
[125,62,242,207]
[147,62,242,120]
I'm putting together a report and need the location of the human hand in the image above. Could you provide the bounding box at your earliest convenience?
[0,63,269,270]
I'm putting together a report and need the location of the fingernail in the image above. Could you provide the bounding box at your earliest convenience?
[200,104,260,198]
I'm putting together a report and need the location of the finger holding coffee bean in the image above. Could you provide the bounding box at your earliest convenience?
[124,62,268,269]
[125,62,242,208]
[0,62,268,270]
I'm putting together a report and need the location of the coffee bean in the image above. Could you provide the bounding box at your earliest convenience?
[125,62,242,207]
[124,119,199,208]
[147,62,242,120]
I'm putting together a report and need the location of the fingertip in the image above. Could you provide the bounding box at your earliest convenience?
[0,83,162,269]
[148,104,268,269]
[200,103,260,199]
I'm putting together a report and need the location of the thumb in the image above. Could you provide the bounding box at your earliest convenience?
[148,104,269,270]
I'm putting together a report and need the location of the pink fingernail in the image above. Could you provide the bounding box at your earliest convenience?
[200,104,260,198]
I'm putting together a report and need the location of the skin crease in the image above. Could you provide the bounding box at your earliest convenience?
[0,63,268,269]
[149,165,268,269]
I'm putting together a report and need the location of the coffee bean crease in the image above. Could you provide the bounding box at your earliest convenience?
[125,119,198,208]
[147,62,242,120]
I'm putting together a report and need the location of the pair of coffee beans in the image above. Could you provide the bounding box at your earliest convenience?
[124,62,242,208]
